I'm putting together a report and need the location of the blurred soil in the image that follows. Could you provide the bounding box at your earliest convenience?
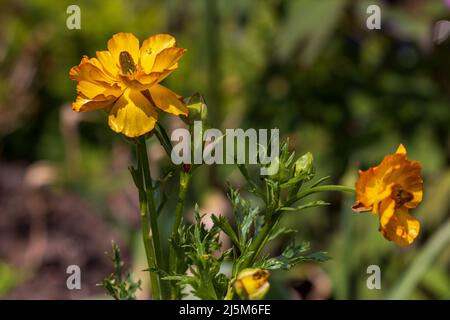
[0,162,132,299]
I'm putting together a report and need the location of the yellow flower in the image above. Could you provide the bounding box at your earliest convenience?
[234,268,270,300]
[69,33,188,138]
[352,144,423,246]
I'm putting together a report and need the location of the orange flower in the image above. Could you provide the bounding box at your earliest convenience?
[69,33,188,138]
[352,144,423,246]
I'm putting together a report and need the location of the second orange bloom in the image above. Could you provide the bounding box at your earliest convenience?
[352,145,423,246]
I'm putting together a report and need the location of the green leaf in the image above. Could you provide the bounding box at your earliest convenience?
[227,187,260,246]
[309,176,331,188]
[128,165,142,190]
[98,241,141,300]
[168,206,231,300]
[268,227,297,242]
[211,214,240,249]
[154,122,173,157]
[259,240,330,270]
[280,200,330,212]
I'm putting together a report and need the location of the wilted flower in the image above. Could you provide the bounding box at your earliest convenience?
[234,268,270,300]
[69,33,188,138]
[352,144,423,246]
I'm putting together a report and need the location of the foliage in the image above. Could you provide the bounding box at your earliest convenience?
[165,209,231,300]
[0,0,449,300]
[163,138,350,299]
[99,242,141,300]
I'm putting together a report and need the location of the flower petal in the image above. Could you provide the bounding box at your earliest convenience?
[152,47,186,73]
[396,144,407,155]
[107,33,140,68]
[355,168,392,214]
[148,84,188,116]
[140,34,176,73]
[96,50,119,78]
[351,201,372,213]
[390,160,423,209]
[108,89,158,137]
[120,71,160,90]
[72,94,116,112]
[379,199,420,246]
[157,65,178,82]
[377,150,423,209]
[70,56,115,84]
[77,80,122,99]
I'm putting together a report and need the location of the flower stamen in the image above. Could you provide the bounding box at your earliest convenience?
[392,184,413,208]
[119,51,136,75]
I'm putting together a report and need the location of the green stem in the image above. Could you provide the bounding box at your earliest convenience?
[224,210,279,300]
[242,212,279,270]
[138,185,161,299]
[169,170,191,299]
[136,142,161,299]
[224,285,234,300]
[137,137,166,299]
[287,185,355,206]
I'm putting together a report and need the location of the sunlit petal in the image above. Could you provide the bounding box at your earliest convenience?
[107,32,140,68]
[148,84,188,116]
[140,34,176,73]
[108,89,158,138]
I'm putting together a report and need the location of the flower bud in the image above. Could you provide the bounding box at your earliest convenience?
[182,93,207,124]
[234,268,270,300]
[294,152,314,178]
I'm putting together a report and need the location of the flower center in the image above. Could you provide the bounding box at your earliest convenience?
[392,184,413,208]
[119,51,136,75]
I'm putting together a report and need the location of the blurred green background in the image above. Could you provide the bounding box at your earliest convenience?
[0,0,449,299]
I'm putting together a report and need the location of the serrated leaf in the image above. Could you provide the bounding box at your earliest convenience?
[258,240,330,270]
[98,242,141,300]
[168,205,232,300]
[227,187,261,246]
